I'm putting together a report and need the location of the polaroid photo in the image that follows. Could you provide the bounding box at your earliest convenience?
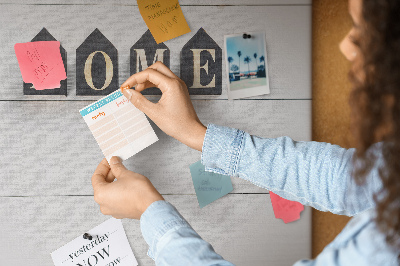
[224,31,270,100]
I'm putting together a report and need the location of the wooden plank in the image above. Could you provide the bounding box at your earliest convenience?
[0,100,311,196]
[0,0,312,6]
[0,5,311,100]
[0,195,311,265]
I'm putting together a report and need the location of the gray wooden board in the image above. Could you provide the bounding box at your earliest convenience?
[0,195,311,266]
[0,5,311,100]
[0,1,312,265]
[0,0,311,6]
[0,100,311,196]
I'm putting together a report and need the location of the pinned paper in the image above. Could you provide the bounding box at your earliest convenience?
[137,0,191,44]
[189,160,233,208]
[224,31,270,100]
[51,218,138,266]
[79,90,158,162]
[14,41,66,90]
[270,191,304,223]
[23,28,68,96]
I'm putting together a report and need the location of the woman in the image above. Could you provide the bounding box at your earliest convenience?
[91,0,400,264]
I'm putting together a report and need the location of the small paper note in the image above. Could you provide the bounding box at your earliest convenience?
[79,90,158,162]
[190,160,233,208]
[270,191,304,224]
[137,0,191,44]
[14,41,66,90]
[51,218,138,266]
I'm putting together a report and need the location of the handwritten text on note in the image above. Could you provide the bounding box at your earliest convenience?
[137,0,191,44]
[14,41,66,90]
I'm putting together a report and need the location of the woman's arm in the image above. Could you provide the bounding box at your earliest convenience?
[91,157,234,265]
[202,124,382,216]
[141,201,234,265]
[120,62,382,217]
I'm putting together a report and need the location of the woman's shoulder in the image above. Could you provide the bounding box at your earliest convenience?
[323,209,399,265]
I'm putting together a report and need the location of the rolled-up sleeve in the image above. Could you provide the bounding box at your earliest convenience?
[201,124,382,216]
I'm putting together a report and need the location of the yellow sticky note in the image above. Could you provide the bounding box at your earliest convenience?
[137,0,191,44]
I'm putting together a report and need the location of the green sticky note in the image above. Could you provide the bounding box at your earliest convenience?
[189,160,233,208]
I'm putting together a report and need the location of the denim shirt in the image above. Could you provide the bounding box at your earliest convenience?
[140,124,399,265]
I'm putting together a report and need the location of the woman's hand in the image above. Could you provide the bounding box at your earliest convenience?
[91,157,164,219]
[120,61,206,152]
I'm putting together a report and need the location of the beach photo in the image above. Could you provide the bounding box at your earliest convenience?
[225,31,270,99]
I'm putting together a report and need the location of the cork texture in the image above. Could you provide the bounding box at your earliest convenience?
[312,0,353,257]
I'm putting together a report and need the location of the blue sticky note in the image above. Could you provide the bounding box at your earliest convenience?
[189,160,233,208]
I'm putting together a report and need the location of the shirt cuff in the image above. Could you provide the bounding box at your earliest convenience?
[140,200,191,260]
[201,124,245,176]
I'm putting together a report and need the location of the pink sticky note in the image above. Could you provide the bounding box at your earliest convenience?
[14,41,66,90]
[270,191,304,224]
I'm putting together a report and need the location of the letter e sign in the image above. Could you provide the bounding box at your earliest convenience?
[180,28,222,95]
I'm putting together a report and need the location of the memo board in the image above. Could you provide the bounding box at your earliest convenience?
[0,0,312,265]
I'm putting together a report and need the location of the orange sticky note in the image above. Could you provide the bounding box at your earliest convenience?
[14,41,66,90]
[137,0,191,44]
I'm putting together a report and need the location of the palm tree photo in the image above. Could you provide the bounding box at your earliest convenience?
[253,53,258,74]
[226,32,269,93]
[260,55,265,70]
[244,56,251,77]
[237,51,242,75]
[228,56,234,73]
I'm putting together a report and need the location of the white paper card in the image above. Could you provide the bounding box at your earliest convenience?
[51,218,138,266]
[79,90,158,162]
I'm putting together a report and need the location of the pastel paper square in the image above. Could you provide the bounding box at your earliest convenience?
[190,160,233,208]
[14,41,66,90]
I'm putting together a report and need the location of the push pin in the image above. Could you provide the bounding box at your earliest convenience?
[83,233,93,240]
[243,33,251,39]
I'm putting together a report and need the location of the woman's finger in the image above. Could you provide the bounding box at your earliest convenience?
[135,81,157,92]
[91,159,110,190]
[147,61,178,79]
[105,168,116,183]
[120,68,174,93]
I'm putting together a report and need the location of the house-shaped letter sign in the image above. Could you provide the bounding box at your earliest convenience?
[180,28,222,95]
[76,29,118,96]
[23,28,67,96]
[130,30,170,95]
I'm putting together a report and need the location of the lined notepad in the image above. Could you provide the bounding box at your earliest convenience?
[79,90,158,162]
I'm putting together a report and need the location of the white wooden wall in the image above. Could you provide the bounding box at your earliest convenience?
[0,0,312,265]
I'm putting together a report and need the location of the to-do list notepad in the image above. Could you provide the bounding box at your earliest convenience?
[80,90,158,161]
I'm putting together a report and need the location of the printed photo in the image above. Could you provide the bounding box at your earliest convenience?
[225,32,270,99]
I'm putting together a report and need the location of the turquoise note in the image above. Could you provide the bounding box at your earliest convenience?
[189,160,233,208]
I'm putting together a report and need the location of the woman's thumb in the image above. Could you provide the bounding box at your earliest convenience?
[109,156,128,178]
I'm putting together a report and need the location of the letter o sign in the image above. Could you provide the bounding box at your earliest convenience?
[84,51,113,91]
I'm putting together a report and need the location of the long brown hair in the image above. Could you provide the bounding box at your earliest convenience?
[350,0,400,251]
